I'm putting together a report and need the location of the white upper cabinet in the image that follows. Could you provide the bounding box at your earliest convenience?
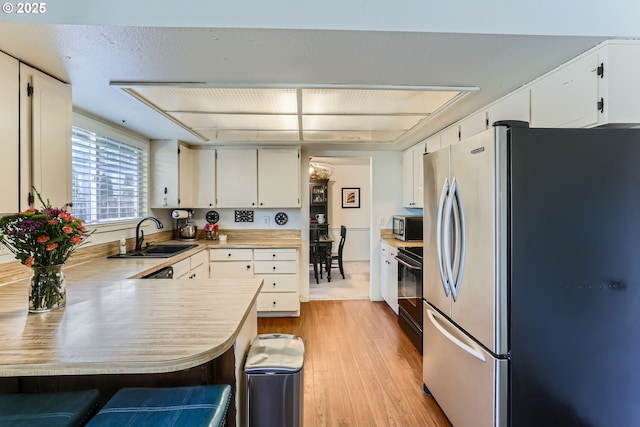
[216,148,258,208]
[424,134,441,154]
[530,51,600,128]
[257,148,300,208]
[486,88,530,126]
[402,142,425,208]
[459,110,488,141]
[178,144,195,207]
[193,148,216,208]
[216,147,300,208]
[597,42,640,125]
[530,40,640,129]
[19,63,72,211]
[0,52,19,214]
[150,140,196,208]
[440,124,460,148]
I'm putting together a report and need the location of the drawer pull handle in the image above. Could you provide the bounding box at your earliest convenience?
[272,282,277,287]
[227,253,232,257]
[273,266,277,270]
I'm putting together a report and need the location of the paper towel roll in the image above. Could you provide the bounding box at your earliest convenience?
[171,209,190,219]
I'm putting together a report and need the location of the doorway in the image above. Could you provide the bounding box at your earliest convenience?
[307,156,372,300]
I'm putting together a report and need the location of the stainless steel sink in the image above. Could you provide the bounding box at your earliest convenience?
[108,244,199,259]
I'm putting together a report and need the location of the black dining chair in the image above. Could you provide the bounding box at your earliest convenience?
[310,228,329,283]
[328,225,346,280]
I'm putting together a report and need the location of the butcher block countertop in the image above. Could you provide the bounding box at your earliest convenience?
[0,239,274,377]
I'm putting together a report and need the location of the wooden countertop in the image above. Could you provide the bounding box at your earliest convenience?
[380,237,423,248]
[0,241,269,377]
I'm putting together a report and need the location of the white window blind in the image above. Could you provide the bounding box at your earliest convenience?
[71,126,148,224]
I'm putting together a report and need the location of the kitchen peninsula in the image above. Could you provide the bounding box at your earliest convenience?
[0,250,263,427]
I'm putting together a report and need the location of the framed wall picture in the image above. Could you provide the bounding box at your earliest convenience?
[342,187,360,208]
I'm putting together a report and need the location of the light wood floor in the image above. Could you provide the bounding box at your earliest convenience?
[258,300,452,427]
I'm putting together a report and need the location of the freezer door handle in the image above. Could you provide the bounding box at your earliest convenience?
[436,178,451,296]
[443,179,457,298]
[426,308,486,362]
[450,181,466,301]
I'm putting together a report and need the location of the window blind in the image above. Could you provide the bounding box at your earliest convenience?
[71,127,148,224]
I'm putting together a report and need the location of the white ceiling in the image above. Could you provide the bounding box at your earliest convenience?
[0,22,615,150]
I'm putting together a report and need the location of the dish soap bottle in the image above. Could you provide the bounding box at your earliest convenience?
[119,236,127,256]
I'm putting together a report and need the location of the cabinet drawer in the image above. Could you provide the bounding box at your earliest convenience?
[254,248,297,261]
[255,274,297,293]
[209,248,253,261]
[190,250,208,269]
[254,260,297,274]
[257,293,300,312]
[210,261,253,278]
[172,258,190,279]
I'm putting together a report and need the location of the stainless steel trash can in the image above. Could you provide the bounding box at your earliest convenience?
[245,334,304,427]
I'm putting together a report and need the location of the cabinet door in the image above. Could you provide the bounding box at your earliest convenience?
[459,110,488,141]
[412,143,425,208]
[150,140,179,208]
[425,134,441,154]
[440,124,460,148]
[20,64,72,210]
[178,144,194,207]
[388,248,399,315]
[194,148,216,208]
[401,148,414,207]
[380,251,390,305]
[210,261,254,278]
[530,51,599,128]
[487,88,530,125]
[216,149,257,208]
[257,148,300,208]
[172,258,191,279]
[190,262,209,280]
[0,52,19,213]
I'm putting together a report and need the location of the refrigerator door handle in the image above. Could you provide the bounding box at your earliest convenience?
[436,179,451,296]
[426,308,486,362]
[450,182,466,301]
[443,178,457,297]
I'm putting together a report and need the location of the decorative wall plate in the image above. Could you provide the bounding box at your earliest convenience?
[206,210,219,224]
[274,212,288,225]
[234,210,254,222]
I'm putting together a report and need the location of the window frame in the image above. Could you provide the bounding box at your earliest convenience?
[71,111,150,232]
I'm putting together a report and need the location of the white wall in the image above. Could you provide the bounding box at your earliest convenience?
[326,163,370,262]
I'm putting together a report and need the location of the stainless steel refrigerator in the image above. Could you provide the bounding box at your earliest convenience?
[422,120,640,427]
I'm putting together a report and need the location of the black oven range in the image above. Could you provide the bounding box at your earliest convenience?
[396,246,423,353]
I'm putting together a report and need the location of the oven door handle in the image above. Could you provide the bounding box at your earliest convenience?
[395,257,421,270]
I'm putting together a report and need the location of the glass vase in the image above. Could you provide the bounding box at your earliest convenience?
[29,264,66,313]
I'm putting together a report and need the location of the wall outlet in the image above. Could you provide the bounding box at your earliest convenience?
[263,216,270,226]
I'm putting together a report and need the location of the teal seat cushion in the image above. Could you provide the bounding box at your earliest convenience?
[0,389,100,427]
[86,385,231,427]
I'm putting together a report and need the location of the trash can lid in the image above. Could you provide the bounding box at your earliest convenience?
[245,334,305,373]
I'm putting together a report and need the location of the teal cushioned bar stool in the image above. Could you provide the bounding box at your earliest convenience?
[0,389,100,427]
[86,385,231,427]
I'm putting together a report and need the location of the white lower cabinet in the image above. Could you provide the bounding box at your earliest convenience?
[254,248,299,315]
[380,242,398,314]
[209,248,254,279]
[172,250,209,279]
[209,247,300,316]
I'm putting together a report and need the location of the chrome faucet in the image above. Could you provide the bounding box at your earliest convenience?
[135,216,164,251]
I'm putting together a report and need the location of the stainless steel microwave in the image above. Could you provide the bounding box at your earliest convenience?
[392,215,423,241]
